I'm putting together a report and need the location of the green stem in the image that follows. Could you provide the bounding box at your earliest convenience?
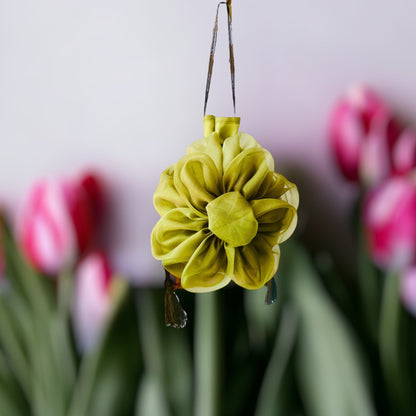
[379,271,409,414]
[67,344,102,416]
[52,270,76,407]
[194,292,220,416]
[254,305,298,416]
[137,290,164,377]
[0,298,31,399]
[358,225,379,342]
[135,290,170,416]
[67,279,128,416]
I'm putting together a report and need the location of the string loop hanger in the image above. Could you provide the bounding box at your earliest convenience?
[203,0,236,116]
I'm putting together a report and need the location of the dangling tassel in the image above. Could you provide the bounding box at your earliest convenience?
[164,269,188,328]
[264,276,277,305]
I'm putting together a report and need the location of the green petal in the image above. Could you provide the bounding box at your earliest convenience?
[264,173,299,209]
[206,191,258,248]
[232,235,280,290]
[164,262,188,279]
[174,153,221,214]
[223,148,273,200]
[251,199,298,244]
[223,133,274,171]
[153,164,186,216]
[187,132,223,175]
[151,207,208,262]
[249,171,277,200]
[181,234,231,293]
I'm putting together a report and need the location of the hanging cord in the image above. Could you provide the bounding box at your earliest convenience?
[203,0,236,115]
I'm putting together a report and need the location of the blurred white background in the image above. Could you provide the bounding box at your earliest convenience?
[1,0,416,284]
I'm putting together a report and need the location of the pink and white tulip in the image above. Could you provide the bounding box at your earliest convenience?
[400,266,416,317]
[329,85,401,185]
[363,176,416,271]
[359,116,402,187]
[393,129,416,176]
[72,251,113,352]
[19,173,102,275]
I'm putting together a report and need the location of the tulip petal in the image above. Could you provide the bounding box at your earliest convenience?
[73,252,112,352]
[19,179,77,274]
[154,165,187,217]
[393,129,416,175]
[251,199,298,243]
[329,85,393,183]
[67,182,96,254]
[174,153,221,214]
[78,172,105,220]
[232,235,280,290]
[401,267,416,317]
[181,234,230,292]
[364,177,416,270]
[359,124,391,187]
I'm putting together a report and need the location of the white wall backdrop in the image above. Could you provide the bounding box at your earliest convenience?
[1,0,416,284]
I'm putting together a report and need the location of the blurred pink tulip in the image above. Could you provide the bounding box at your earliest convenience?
[70,171,106,253]
[363,176,416,270]
[73,251,113,352]
[78,171,106,221]
[0,230,4,277]
[19,174,102,275]
[359,116,402,186]
[393,129,416,176]
[329,85,401,184]
[400,266,416,317]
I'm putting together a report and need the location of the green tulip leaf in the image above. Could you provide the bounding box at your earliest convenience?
[68,279,141,416]
[288,242,376,416]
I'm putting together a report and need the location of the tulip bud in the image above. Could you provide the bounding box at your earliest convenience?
[19,179,77,275]
[400,266,416,317]
[393,129,416,176]
[329,86,398,184]
[359,116,402,187]
[363,176,416,271]
[19,176,98,275]
[78,171,105,222]
[72,251,113,352]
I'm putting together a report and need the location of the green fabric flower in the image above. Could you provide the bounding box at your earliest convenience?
[151,115,299,293]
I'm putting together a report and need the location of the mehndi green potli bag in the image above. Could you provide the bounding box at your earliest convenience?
[151,0,299,327]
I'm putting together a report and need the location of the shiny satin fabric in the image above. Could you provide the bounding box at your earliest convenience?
[151,116,299,293]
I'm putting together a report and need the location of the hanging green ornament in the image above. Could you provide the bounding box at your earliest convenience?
[151,0,299,327]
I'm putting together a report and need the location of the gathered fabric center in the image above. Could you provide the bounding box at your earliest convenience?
[206,191,258,248]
